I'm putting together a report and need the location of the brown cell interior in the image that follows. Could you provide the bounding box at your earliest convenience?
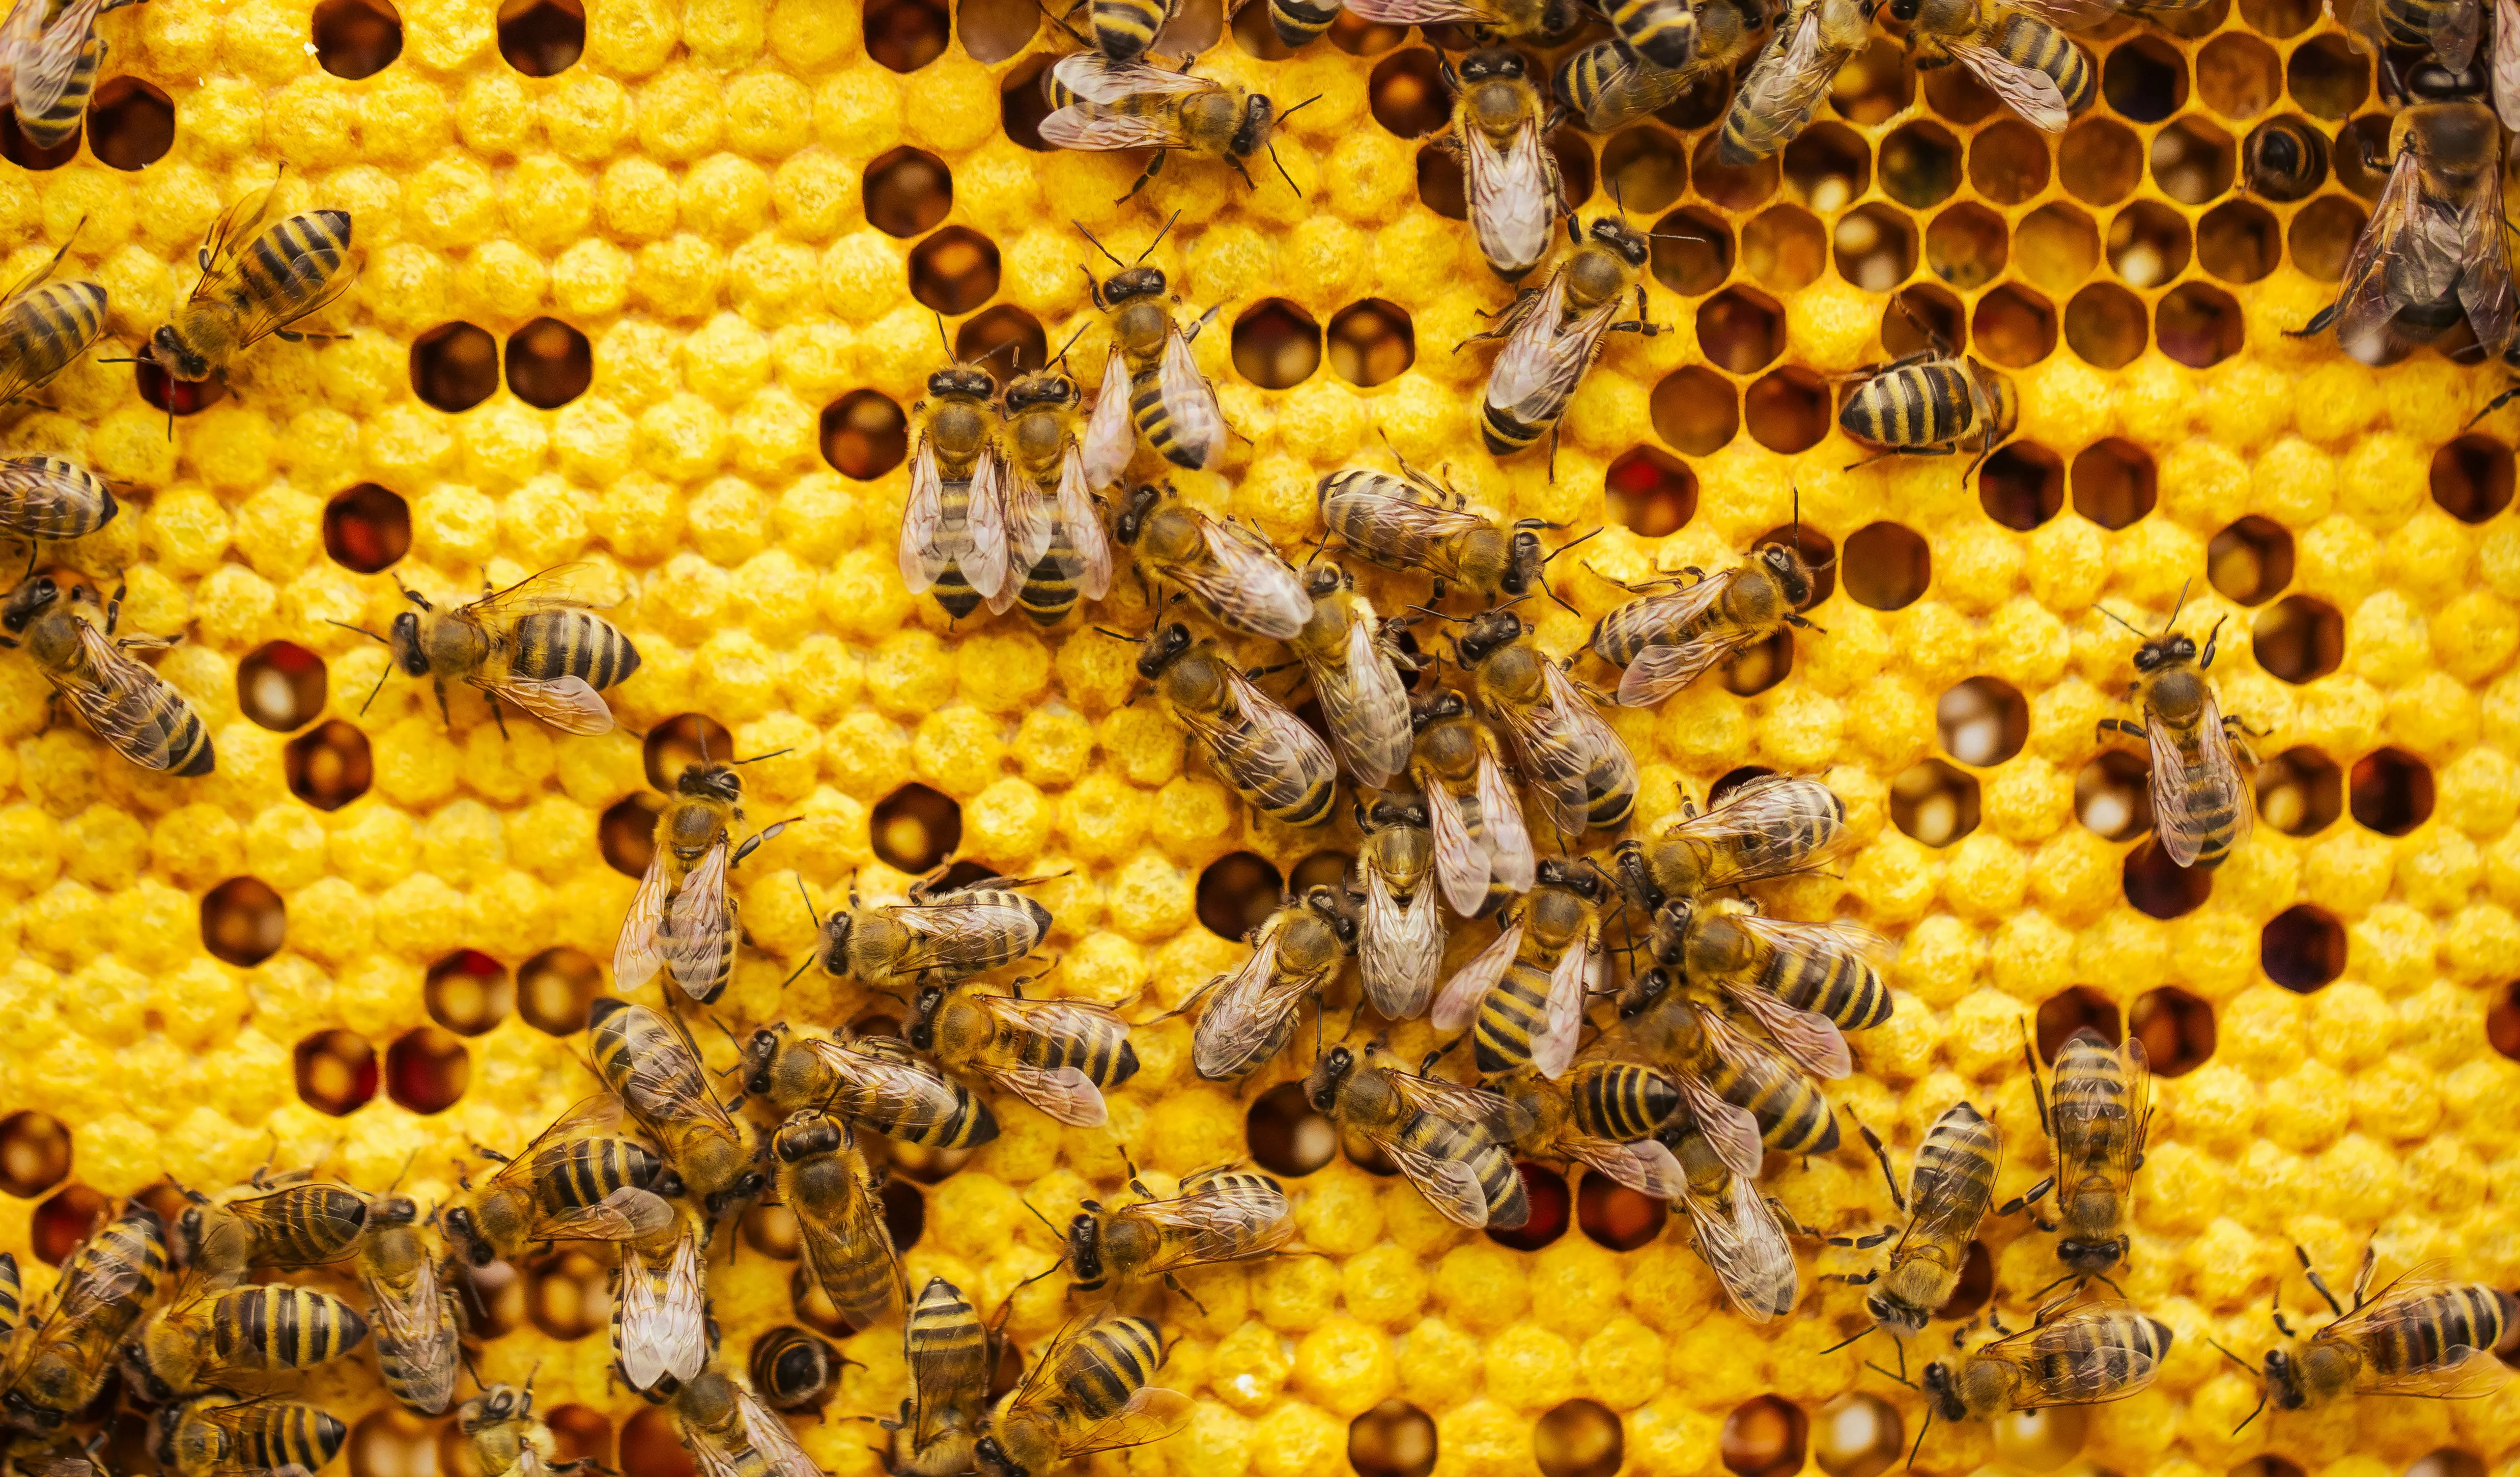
[2286,34,2368,119]
[1606,446,1698,536]
[1981,442,2066,531]
[1783,122,1870,210]
[2124,837,2213,919]
[1890,758,1980,847]
[2197,33,2281,120]
[1744,368,1831,455]
[516,946,606,1036]
[1327,298,1415,387]
[957,0,1039,63]
[203,875,288,966]
[1698,286,1786,374]
[385,1026,471,1113]
[1231,299,1323,388]
[528,1247,614,1340]
[865,147,953,236]
[2198,199,2281,284]
[1842,521,1930,610]
[1968,119,2051,206]
[1836,204,1919,293]
[1878,121,1960,210]
[32,1184,110,1264]
[1744,205,1827,294]
[2431,435,2516,523]
[2252,595,2343,683]
[1925,203,2006,291]
[2077,749,2154,842]
[1198,850,1286,940]
[2130,985,2217,1076]
[2108,201,2191,288]
[2061,118,2144,206]
[2349,747,2434,835]
[1369,48,1448,137]
[411,322,500,413]
[1485,1161,1570,1251]
[1000,57,1055,150]
[0,1111,72,1199]
[426,950,516,1036]
[287,718,375,811]
[1651,365,1739,455]
[313,0,404,78]
[599,794,660,878]
[1721,629,1794,697]
[1937,676,2028,767]
[495,0,582,74]
[1536,1399,1625,1477]
[1692,133,1781,213]
[2038,984,2123,1056]
[238,640,328,731]
[1811,1392,1905,1477]
[1246,1080,1336,1177]
[1652,207,1734,296]
[1350,1399,1439,1477]
[2151,117,2236,204]
[2287,195,2367,282]
[957,303,1050,384]
[1935,1238,1996,1320]
[324,482,411,572]
[87,78,176,172]
[823,389,910,479]
[2257,745,2344,835]
[1721,1396,1809,1477]
[2072,437,2157,529]
[1832,39,1913,125]
[505,316,593,409]
[872,782,964,873]
[2262,903,2346,992]
[2208,514,2296,604]
[2157,283,2245,368]
[1602,126,1688,214]
[2105,35,2191,122]
[1973,285,2057,368]
[1575,1169,1667,1251]
[864,0,951,72]
[295,1027,380,1116]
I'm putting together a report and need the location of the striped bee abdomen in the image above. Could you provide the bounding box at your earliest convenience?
[1571,1061,1681,1141]
[1839,361,1978,448]
[210,1285,371,1368]
[1129,366,1206,470]
[2359,1286,2517,1376]
[1410,1112,1530,1229]
[230,211,353,318]
[15,39,102,149]
[1016,1012,1139,1088]
[1762,937,1891,1029]
[1715,1046,1839,1154]
[512,610,641,688]
[1472,963,1556,1075]
[534,1136,668,1208]
[0,285,107,401]
[1993,14,2093,112]
[1062,1316,1165,1420]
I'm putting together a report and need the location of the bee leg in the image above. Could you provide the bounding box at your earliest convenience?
[2017,1019,2052,1137]
[2096,717,2145,742]
[1995,1176,2052,1219]
[2287,299,2341,340]
[1118,149,1168,204]
[473,682,512,740]
[2468,380,2520,428]
[1162,1272,1210,1317]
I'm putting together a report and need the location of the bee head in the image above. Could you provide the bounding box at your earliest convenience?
[1541,857,1608,903]
[1137,621,1194,679]
[1648,899,1695,963]
[458,1385,529,1433]
[1864,1289,1931,1336]
[1003,372,1078,413]
[152,1401,186,1462]
[1303,884,1358,943]
[1499,522,1548,595]
[1115,483,1164,545]
[1618,966,1675,1019]
[1304,562,1347,599]
[2057,1235,2128,1272]
[742,1024,787,1096]
[973,1435,1022,1477]
[1307,1044,1356,1111]
[442,1204,495,1266]
[1365,795,1410,829]
[909,985,947,1050]
[1919,1360,1968,1422]
[1067,1210,1105,1285]
[149,324,211,382]
[2250,126,2304,178]
[678,761,743,803]
[1410,690,1466,732]
[819,912,854,977]
[1760,541,1817,608]
[387,610,431,676]
[2262,1347,2308,1409]
[1229,94,1277,160]
[773,1111,842,1163]
[1586,215,1652,266]
[2131,633,2192,673]
[1454,609,1523,666]
[2410,61,2487,103]
[929,365,995,401]
[2,575,58,633]
[372,1193,420,1228]
[125,1344,175,1404]
[1459,46,1526,81]
[1103,265,1168,303]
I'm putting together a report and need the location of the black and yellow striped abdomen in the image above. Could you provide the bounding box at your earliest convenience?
[929,479,985,620]
[1992,14,2093,113]
[1056,1316,1166,1420]
[1839,361,1978,448]
[512,609,640,688]
[1480,396,1547,457]
[1127,364,1206,470]
[2024,1308,2172,1395]
[1088,0,1168,62]
[61,635,214,777]
[528,1136,670,1210]
[0,1251,18,1340]
[1711,1042,1839,1154]
[1472,961,1556,1076]
[1761,935,1891,1029]
[1011,1010,1140,1089]
[248,1184,371,1266]
[907,1275,989,1388]
[14,38,102,150]
[1569,1060,1681,1141]
[0,456,117,541]
[1609,0,1697,67]
[207,1285,370,1370]
[1014,530,1088,626]
[1268,0,1338,46]
[2377,0,2447,50]
[2166,730,2247,868]
[0,283,107,403]
[2344,1286,2516,1377]
[224,210,353,321]
[223,1400,349,1474]
[1401,1111,1530,1228]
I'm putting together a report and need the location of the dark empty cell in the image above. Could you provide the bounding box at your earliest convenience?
[2255,595,2344,684]
[2239,0,2317,34]
[1971,285,2056,368]
[1415,142,1468,219]
[410,322,498,412]
[1720,629,1793,695]
[2072,438,2155,529]
[2431,435,2514,522]
[1744,368,1829,454]
[286,719,372,810]
[1650,207,1732,295]
[599,795,660,878]
[1485,1162,1569,1251]
[864,147,951,237]
[1690,133,1778,213]
[504,317,592,409]
[1834,204,1918,292]
[1148,0,1224,54]
[1782,122,1870,210]
[955,304,1047,386]
[294,1029,378,1116]
[426,951,514,1035]
[1744,205,1826,293]
[238,641,327,731]
[872,783,962,873]
[0,108,79,170]
[2257,746,2342,834]
[2262,903,2345,992]
[1935,1239,1995,1320]
[2350,747,2433,835]
[2065,283,2148,370]
[957,0,1038,62]
[1697,286,1785,374]
[2490,984,2520,1064]
[881,1178,925,1252]
[314,0,403,78]
[1879,120,1959,208]
[1844,522,1929,610]
[518,946,603,1034]
[2014,202,2099,300]
[1919,58,2001,127]
[1349,1400,1437,1477]
[1651,365,1738,455]
[1980,442,2065,530]
[2104,36,2188,122]
[1327,299,1414,387]
[2199,199,2281,284]
[1247,1080,1337,1177]
[1937,676,2027,766]
[1231,299,1321,388]
[2076,749,2153,840]
[1969,119,2051,205]
[1655,68,1734,131]
[323,483,410,574]
[865,0,950,71]
[1288,850,1353,896]
[1891,758,1979,847]
[2208,515,2294,605]
[1001,56,1054,151]
[203,876,286,966]
[1602,126,1688,214]
[1605,446,1697,536]
[495,0,583,75]
[1575,1169,1666,1251]
[86,78,175,171]
[1720,1397,1808,1477]
[645,713,735,791]
[1830,38,1913,124]
[2060,118,2143,206]
[1536,1400,1624,1477]
[2286,34,2367,120]
[2108,201,2190,288]
[2196,33,2279,120]
[906,226,1000,316]
[32,1185,109,1264]
[935,859,1001,893]
[2130,986,2215,1076]
[1369,49,1448,137]
[0,1112,72,1199]
[1881,283,1965,358]
[2124,837,2212,918]
[1549,126,1597,208]
[385,1026,469,1113]
[2332,115,2394,203]
[2151,116,2236,204]
[2288,196,2367,283]
[2040,990,2119,1057]
[1197,851,1284,940]
[822,390,909,478]
[1926,203,2007,290]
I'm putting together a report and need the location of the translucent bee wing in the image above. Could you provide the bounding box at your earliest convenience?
[2497,0,2520,130]
[1190,926,1310,1081]
[1425,778,1492,914]
[10,0,105,127]
[1390,1066,1537,1140]
[901,436,947,594]
[1951,42,2072,130]
[1054,443,1113,600]
[1177,516,1310,638]
[1431,918,1521,1032]
[1005,455,1059,575]
[54,622,207,772]
[1082,343,1136,490]
[541,1186,676,1244]
[364,1255,457,1415]
[1681,1176,1799,1322]
[1618,626,1763,706]
[1038,105,1189,151]
[2460,155,2517,359]
[735,1383,824,1477]
[2144,690,2254,868]
[1317,607,1411,786]
[2333,147,2426,352]
[1484,266,1574,412]
[1051,49,1216,102]
[1724,986,1853,1080]
[1464,106,1560,277]
[1156,322,1226,471]
[1719,6,1832,163]
[1568,1133,1687,1200]
[1345,0,1505,19]
[1381,1138,1495,1228]
[1065,1384,1197,1460]
[2434,0,2482,72]
[1476,747,1537,891]
[1360,862,1443,1019]
[662,839,731,1002]
[1533,932,1595,1079]
[963,450,1008,599]
[616,1227,708,1393]
[992,1063,1109,1128]
[1680,1079,1766,1179]
[487,674,615,736]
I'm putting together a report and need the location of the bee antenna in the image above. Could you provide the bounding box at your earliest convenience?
[935,311,953,360]
[1266,133,1303,198]
[1904,1406,1932,1469]
[1864,1358,1915,1389]
[325,618,390,645]
[1050,321,1090,368]
[2165,576,2191,632]
[1016,1195,1063,1236]
[2206,1336,2258,1375]
[1074,221,1126,270]
[733,747,794,766]
[1140,208,1182,263]
[2232,1391,2270,1434]
[1093,625,1145,643]
[1542,526,1604,567]
[2093,603,2147,637]
[1821,1326,1875,1356]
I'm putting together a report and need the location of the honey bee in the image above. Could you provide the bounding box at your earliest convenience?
[1904,1295,2172,1462]
[1076,0,1175,61]
[1,575,213,776]
[155,1396,348,1477]
[1606,973,1803,1178]
[772,1111,904,1330]
[1823,1103,2002,1347]
[1719,0,1876,163]
[359,1207,459,1416]
[1554,0,1763,133]
[1431,857,1609,1079]
[669,1368,820,1477]
[1181,887,1357,1081]
[1837,306,2019,480]
[460,1383,610,1477]
[0,1203,164,1432]
[750,1326,843,1412]
[1611,773,1848,915]
[0,0,136,151]
[2352,0,2482,77]
[1660,1119,1802,1322]
[178,1169,400,1284]
[1645,897,1892,1079]
[1043,54,1299,203]
[1659,977,1841,1154]
[2097,600,2258,870]
[1350,793,1445,1019]
[1409,689,1535,914]
[1606,0,1700,66]
[1128,621,1339,828]
[143,179,355,385]
[1113,481,1313,641]
[2215,1246,2519,1428]
[1060,1163,1295,1298]
[1588,539,1823,706]
[333,565,642,736]
[589,997,767,1221]
[1493,1062,1686,1198]
[0,234,106,408]
[1469,216,1664,461]
[1441,48,1565,280]
[443,1093,681,1266]
[912,981,1140,1129]
[1258,0,1339,46]
[1273,562,1411,788]
[994,366,1113,627]
[879,1276,995,1477]
[740,1024,1000,1150]
[2016,1024,2151,1286]
[1305,1042,1533,1230]
[0,457,117,573]
[614,1216,710,1396]
[1317,463,1558,605]
[616,756,796,1004]
[804,867,1057,993]
[973,1309,1193,1477]
[1075,225,1229,482]
[1893,0,2098,132]
[2294,92,2514,358]
[1455,608,1638,837]
[2242,114,2330,201]
[126,1282,372,1401]
[900,353,1009,622]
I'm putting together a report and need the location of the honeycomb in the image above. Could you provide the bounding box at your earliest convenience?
[2,0,2519,1472]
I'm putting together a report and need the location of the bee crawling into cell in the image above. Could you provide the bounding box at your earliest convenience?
[2093,583,2260,870]
[1554,0,1765,133]
[2241,114,2330,202]
[2206,1243,2519,1429]
[614,745,799,1005]
[329,565,642,738]
[1465,213,1668,469]
[0,572,213,776]
[1585,517,1828,707]
[1835,292,2019,482]
[1039,48,1311,203]
[1890,0,2103,132]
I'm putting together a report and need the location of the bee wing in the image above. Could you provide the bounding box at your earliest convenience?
[1891,1108,2000,1266]
[2155,689,2253,869]
[1191,926,1312,1081]
[1082,342,1136,491]
[2335,146,2429,351]
[2460,153,2516,358]
[1052,49,1215,102]
[734,1383,823,1477]
[1039,105,1191,151]
[1158,321,1227,471]
[1732,913,1898,970]
[616,1227,709,1392]
[1054,443,1112,600]
[901,436,948,595]
[805,1038,972,1136]
[1004,451,1059,577]
[462,564,600,623]
[1546,658,1637,810]
[1667,775,1848,883]
[497,1093,626,1185]
[1950,41,2071,131]
[365,1257,458,1415]
[1485,268,1591,418]
[623,1008,750,1148]
[1200,664,1340,800]
[1681,1177,1800,1322]
[1987,1306,2164,1407]
[1361,862,1443,1019]
[1424,778,1492,914]
[1721,986,1852,1079]
[983,1060,1109,1127]
[1391,1066,1537,1140]
[1379,1135,1497,1229]
[541,1185,676,1243]
[1531,931,1597,1080]
[1677,1067,1766,1179]
[1723,10,1834,162]
[797,1175,903,1328]
[662,839,732,1002]
[483,673,615,736]
[1475,745,1537,891]
[961,450,1009,599]
[1112,1182,1295,1273]
[2004,0,2120,23]
[1315,606,1411,787]
[1181,516,1310,639]
[2434,0,2483,72]
[1489,667,1612,838]
[1568,1132,1686,1200]
[2497,0,2520,129]
[1345,0,1505,18]
[1465,108,1560,276]
[1060,1385,1197,1460]
[1619,625,1766,706]
[1431,917,1522,1032]
[51,623,193,773]
[185,177,285,304]
[8,0,105,138]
